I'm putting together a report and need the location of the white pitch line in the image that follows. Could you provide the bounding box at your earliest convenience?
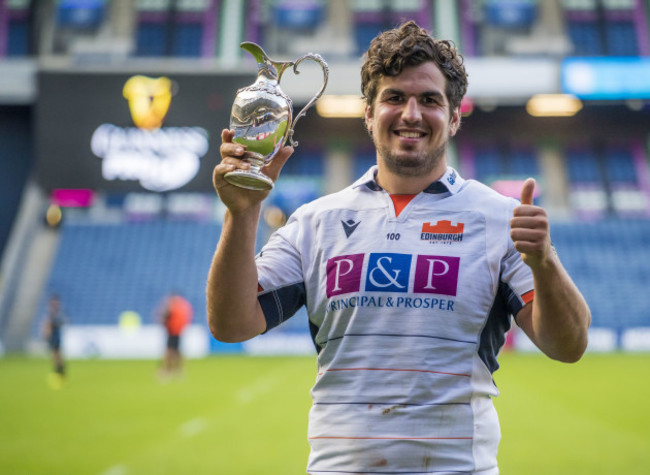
[179,417,207,437]
[235,375,276,404]
[98,464,127,475]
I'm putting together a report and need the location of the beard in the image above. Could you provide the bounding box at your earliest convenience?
[375,138,448,178]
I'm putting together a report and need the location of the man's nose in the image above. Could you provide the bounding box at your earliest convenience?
[401,97,422,122]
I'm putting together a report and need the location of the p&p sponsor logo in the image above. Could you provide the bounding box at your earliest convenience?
[326,252,460,298]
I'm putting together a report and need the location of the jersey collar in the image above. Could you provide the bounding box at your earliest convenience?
[353,166,465,195]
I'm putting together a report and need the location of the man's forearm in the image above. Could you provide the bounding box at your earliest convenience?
[528,255,591,362]
[206,206,267,342]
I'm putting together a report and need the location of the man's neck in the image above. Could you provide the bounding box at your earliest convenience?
[375,161,448,194]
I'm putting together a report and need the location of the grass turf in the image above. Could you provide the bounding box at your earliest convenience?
[495,352,650,474]
[1,352,649,474]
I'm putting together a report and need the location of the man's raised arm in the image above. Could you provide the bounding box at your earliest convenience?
[510,178,591,362]
[206,129,292,342]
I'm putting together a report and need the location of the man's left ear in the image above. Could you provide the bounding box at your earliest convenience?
[449,107,461,137]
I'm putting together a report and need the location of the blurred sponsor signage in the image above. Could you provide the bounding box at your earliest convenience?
[35,71,250,193]
[562,57,650,100]
[63,325,209,359]
[91,75,209,192]
[490,179,540,199]
[622,328,650,351]
[50,188,95,207]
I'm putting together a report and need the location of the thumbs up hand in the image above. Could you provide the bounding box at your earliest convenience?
[510,178,553,269]
[519,177,536,206]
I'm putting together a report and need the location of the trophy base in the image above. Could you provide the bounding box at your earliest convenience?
[224,169,274,191]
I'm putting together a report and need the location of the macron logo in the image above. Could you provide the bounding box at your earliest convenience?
[341,219,360,238]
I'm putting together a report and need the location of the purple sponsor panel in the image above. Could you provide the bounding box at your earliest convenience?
[635,0,650,56]
[0,3,7,57]
[202,0,220,57]
[413,255,460,296]
[326,253,364,297]
[327,252,461,298]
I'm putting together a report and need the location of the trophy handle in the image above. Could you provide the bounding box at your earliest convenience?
[286,53,329,148]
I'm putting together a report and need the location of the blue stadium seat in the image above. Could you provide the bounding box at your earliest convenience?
[172,23,203,57]
[567,21,603,56]
[36,220,223,331]
[353,151,377,179]
[136,23,167,57]
[566,149,602,184]
[282,150,324,176]
[473,149,502,182]
[7,21,30,56]
[552,219,650,329]
[605,149,637,185]
[508,149,539,177]
[606,20,639,56]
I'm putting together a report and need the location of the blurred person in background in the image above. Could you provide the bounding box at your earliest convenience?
[207,21,591,474]
[157,292,193,379]
[41,294,67,389]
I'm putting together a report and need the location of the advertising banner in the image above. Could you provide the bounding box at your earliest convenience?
[35,70,253,193]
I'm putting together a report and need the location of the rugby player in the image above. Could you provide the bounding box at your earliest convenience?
[207,20,591,474]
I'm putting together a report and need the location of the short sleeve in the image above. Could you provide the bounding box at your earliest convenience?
[499,217,535,318]
[255,218,306,331]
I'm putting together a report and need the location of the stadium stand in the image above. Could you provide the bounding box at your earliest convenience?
[32,212,650,354]
[564,2,646,56]
[469,146,541,187]
[34,220,223,329]
[2,6,30,57]
[552,219,650,331]
[135,2,216,58]
[353,150,379,179]
[473,148,503,183]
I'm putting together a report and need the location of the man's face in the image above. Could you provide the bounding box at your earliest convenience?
[365,61,460,179]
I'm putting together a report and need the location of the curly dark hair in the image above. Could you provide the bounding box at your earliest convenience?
[361,20,468,115]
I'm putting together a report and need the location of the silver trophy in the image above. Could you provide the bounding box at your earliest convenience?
[225,42,329,190]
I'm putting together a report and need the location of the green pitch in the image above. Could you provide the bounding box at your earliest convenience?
[1,353,649,474]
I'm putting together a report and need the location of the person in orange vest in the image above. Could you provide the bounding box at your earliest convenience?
[157,292,193,378]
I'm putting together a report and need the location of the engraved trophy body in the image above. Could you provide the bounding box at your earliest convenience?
[225,42,329,190]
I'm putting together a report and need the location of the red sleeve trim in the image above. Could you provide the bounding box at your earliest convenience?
[521,290,534,304]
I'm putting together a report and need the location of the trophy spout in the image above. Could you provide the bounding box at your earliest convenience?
[240,42,268,65]
[240,42,294,82]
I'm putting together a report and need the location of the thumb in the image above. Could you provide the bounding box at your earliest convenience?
[520,178,536,206]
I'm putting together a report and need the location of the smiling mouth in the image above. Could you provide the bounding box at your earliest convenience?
[395,131,425,138]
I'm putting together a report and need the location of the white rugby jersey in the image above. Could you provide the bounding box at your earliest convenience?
[255,166,534,475]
